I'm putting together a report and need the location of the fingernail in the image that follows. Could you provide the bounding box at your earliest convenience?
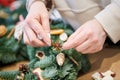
[37,35,43,40]
[48,33,51,38]
[46,41,51,46]
[62,43,67,49]
[46,33,51,46]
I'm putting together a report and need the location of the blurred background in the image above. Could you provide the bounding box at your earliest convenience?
[0,0,28,67]
[0,0,27,26]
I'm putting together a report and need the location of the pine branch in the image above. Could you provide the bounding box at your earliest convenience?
[0,71,19,80]
[24,72,35,80]
[34,55,55,69]
[42,66,58,79]
[27,46,36,60]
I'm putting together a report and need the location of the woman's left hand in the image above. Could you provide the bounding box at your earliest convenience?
[62,19,107,54]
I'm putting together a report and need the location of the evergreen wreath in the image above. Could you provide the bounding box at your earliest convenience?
[0,20,91,80]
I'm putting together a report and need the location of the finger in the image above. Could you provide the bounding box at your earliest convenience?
[82,48,98,54]
[75,37,101,54]
[82,43,103,54]
[27,19,51,46]
[67,27,83,41]
[23,31,30,45]
[75,39,91,53]
[24,24,46,47]
[19,15,24,21]
[41,11,50,33]
[62,31,87,50]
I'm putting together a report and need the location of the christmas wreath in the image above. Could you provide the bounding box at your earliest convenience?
[0,20,91,80]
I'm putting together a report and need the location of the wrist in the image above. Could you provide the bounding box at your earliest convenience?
[93,19,107,37]
[26,0,53,12]
[26,0,45,11]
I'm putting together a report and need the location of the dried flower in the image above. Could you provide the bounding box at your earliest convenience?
[19,64,29,74]
[36,51,45,60]
[59,32,68,41]
[33,68,44,80]
[0,25,7,37]
[56,53,65,66]
[52,42,62,50]
[50,29,64,35]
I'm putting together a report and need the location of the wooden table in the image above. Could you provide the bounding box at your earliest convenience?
[78,47,120,80]
[1,47,120,80]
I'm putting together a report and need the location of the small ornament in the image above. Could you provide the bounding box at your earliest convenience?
[102,70,115,77]
[50,29,64,35]
[33,68,45,80]
[102,76,114,80]
[15,73,24,80]
[15,64,29,80]
[36,51,45,60]
[92,72,103,80]
[56,53,65,66]
[59,32,68,41]
[52,42,62,50]
[19,64,29,74]
[0,25,7,37]
[92,70,115,80]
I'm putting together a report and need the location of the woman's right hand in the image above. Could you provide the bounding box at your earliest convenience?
[23,1,51,47]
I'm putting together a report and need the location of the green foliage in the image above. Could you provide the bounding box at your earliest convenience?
[0,71,19,80]
[80,55,91,73]
[0,28,27,65]
[0,20,91,80]
[24,72,35,80]
[42,66,58,79]
[0,36,19,64]
[27,46,36,60]
[0,0,27,26]
[58,59,74,78]
[28,58,38,69]
[34,55,55,69]
[0,50,16,64]
[64,70,77,80]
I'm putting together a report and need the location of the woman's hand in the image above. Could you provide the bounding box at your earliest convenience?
[23,1,51,47]
[62,19,107,54]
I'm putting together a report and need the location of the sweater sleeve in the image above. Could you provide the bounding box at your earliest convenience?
[26,0,45,12]
[95,0,120,43]
[26,0,35,11]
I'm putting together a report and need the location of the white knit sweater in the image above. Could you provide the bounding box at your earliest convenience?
[27,0,120,43]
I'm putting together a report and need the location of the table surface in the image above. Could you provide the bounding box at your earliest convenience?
[1,47,120,80]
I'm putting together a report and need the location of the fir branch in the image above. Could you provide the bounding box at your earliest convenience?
[27,46,36,60]
[28,58,38,69]
[0,52,16,64]
[80,55,91,73]
[64,70,77,80]
[58,59,73,78]
[34,55,55,69]
[24,72,35,80]
[0,71,19,80]
[42,66,58,79]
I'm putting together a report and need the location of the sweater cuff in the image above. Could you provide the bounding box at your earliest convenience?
[95,3,120,43]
